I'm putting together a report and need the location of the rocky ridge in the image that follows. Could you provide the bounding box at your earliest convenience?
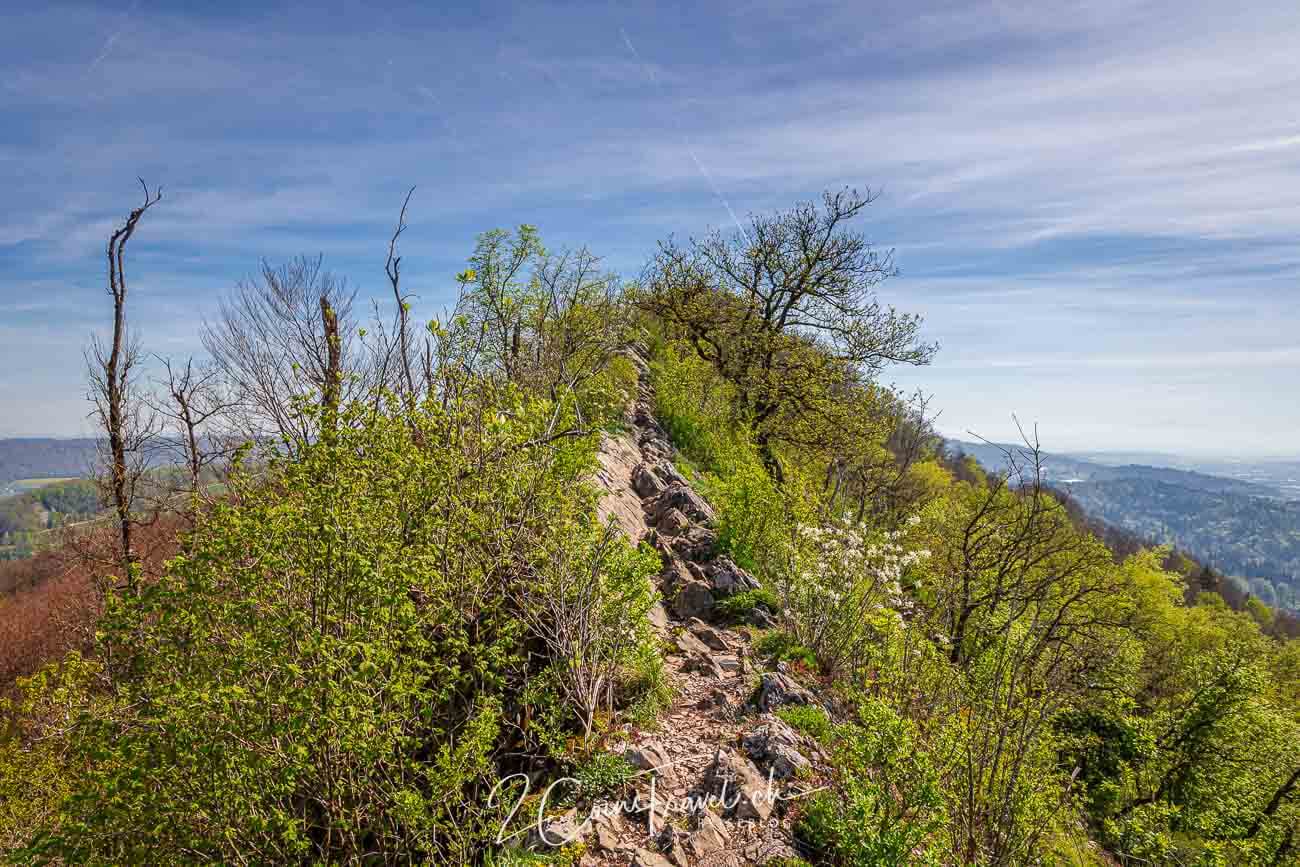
[561,346,833,866]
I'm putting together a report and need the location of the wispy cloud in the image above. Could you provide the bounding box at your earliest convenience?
[0,0,1297,448]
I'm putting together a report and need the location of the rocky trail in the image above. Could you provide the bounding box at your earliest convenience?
[544,346,833,867]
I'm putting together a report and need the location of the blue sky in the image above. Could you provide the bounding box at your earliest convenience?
[1,0,1297,454]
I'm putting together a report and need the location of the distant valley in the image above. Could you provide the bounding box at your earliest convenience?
[949,440,1300,611]
[0,437,97,495]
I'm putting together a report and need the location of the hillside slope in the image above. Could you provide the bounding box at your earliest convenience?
[951,439,1300,609]
[0,439,96,489]
[949,439,1283,497]
[1065,477,1300,606]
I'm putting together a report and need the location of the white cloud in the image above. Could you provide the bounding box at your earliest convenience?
[1,0,1297,449]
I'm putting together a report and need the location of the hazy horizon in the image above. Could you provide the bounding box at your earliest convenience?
[3,1,1298,449]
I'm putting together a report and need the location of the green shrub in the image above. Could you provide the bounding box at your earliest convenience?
[569,752,638,803]
[775,704,832,744]
[794,697,945,866]
[714,587,781,623]
[620,639,674,726]
[754,630,817,669]
[0,653,99,855]
[1102,803,1177,865]
[701,455,794,578]
[522,530,661,741]
[648,345,737,473]
[15,395,620,864]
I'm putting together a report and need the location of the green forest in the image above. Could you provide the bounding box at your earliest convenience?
[0,189,1296,866]
[1064,479,1300,610]
[0,480,100,562]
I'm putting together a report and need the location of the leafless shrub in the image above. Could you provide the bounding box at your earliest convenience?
[202,255,365,453]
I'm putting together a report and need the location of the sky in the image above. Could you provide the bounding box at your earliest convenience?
[1,0,1297,455]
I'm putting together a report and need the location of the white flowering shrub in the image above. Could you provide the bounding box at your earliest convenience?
[779,515,930,677]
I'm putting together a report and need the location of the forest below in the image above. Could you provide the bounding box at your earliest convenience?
[0,187,1296,866]
[951,442,1300,614]
[1065,478,1300,610]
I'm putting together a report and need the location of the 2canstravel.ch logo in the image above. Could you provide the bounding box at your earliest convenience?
[488,753,826,847]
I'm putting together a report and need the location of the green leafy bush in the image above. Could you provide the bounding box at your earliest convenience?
[12,393,628,864]
[714,587,781,623]
[569,752,638,803]
[775,704,832,744]
[619,639,674,726]
[780,518,929,678]
[647,344,738,474]
[701,454,796,578]
[795,697,945,866]
[753,630,817,669]
[0,653,100,854]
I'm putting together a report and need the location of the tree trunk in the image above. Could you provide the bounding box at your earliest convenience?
[320,296,342,438]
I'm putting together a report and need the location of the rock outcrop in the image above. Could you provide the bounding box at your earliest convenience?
[559,344,833,866]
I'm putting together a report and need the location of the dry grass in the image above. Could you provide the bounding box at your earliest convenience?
[0,517,185,690]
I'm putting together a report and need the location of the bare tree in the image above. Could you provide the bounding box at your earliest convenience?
[384,186,418,409]
[86,179,162,589]
[148,356,239,515]
[319,295,342,439]
[201,256,363,453]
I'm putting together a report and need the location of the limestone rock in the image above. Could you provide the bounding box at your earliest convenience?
[755,671,817,712]
[660,556,693,592]
[624,741,675,781]
[655,460,689,488]
[647,601,670,631]
[526,808,586,849]
[592,811,628,852]
[633,403,657,429]
[742,837,800,863]
[696,686,732,710]
[657,507,692,536]
[684,651,727,679]
[674,628,712,657]
[708,557,762,595]
[709,748,774,822]
[683,810,730,860]
[633,463,667,498]
[594,432,652,542]
[670,525,718,561]
[631,847,674,867]
[653,481,716,526]
[670,579,715,620]
[688,617,730,651]
[662,830,689,866]
[714,654,742,675]
[742,716,811,779]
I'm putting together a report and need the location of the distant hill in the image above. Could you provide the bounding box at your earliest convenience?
[0,438,98,491]
[946,440,1282,498]
[1071,451,1300,501]
[1064,478,1300,608]
[948,439,1300,611]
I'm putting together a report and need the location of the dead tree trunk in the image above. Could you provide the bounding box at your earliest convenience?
[385,187,417,408]
[320,296,342,438]
[93,179,161,589]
